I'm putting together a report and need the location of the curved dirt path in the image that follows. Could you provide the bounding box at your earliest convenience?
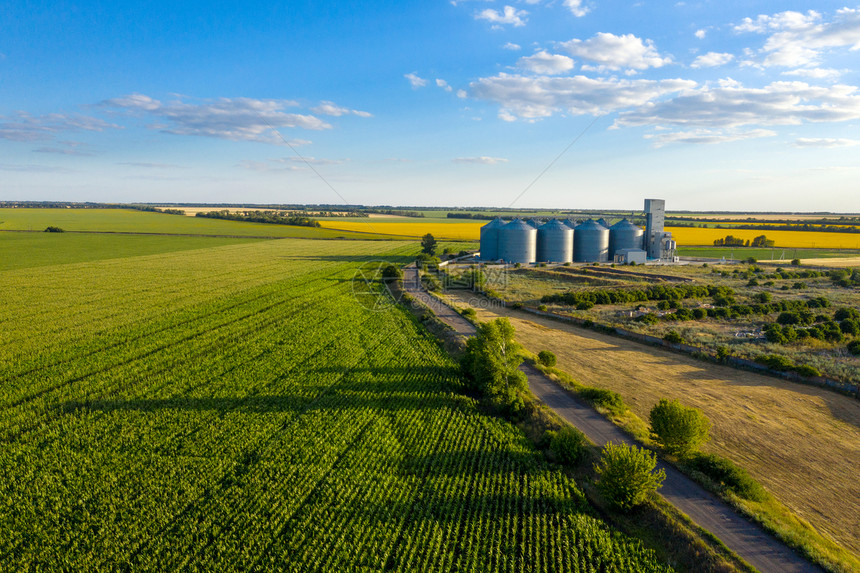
[402,271,822,573]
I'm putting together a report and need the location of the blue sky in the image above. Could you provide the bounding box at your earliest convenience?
[2,1,860,211]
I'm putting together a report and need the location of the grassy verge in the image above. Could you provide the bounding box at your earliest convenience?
[397,281,750,572]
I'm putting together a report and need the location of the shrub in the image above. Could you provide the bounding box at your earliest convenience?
[576,301,594,311]
[461,307,477,320]
[511,302,523,310]
[44,226,64,233]
[636,313,659,325]
[688,453,767,501]
[795,364,821,378]
[649,399,711,456]
[834,307,860,321]
[839,319,859,336]
[848,339,860,355]
[790,258,801,266]
[595,442,665,511]
[715,345,730,362]
[755,354,795,371]
[579,387,625,414]
[538,304,548,312]
[381,264,402,280]
[549,426,588,466]
[537,350,557,367]
[663,330,684,344]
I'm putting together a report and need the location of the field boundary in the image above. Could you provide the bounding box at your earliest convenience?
[467,290,859,398]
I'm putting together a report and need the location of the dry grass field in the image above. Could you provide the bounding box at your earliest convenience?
[443,290,860,556]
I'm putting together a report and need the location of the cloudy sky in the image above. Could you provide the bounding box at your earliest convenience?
[2,1,860,211]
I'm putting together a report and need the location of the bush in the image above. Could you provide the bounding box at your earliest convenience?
[537,350,557,367]
[538,304,548,312]
[688,453,767,501]
[663,330,684,344]
[755,354,795,371]
[795,364,821,378]
[636,313,659,325]
[381,264,402,280]
[790,258,801,266]
[595,442,665,511]
[649,399,711,456]
[549,426,588,466]
[715,345,730,362]
[848,339,860,355]
[44,226,64,233]
[834,307,860,321]
[576,301,594,311]
[461,307,477,320]
[579,387,625,414]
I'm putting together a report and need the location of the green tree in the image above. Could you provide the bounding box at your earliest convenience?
[649,398,711,456]
[421,233,437,256]
[461,318,527,410]
[595,442,665,511]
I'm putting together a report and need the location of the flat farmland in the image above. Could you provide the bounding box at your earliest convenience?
[442,290,860,558]
[0,237,670,571]
[0,208,389,239]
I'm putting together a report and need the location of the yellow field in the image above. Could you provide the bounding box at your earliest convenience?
[319,220,483,240]
[667,227,860,249]
[319,220,860,248]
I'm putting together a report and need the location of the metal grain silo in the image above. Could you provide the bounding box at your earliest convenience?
[597,218,610,228]
[562,218,578,229]
[498,218,537,264]
[608,219,645,258]
[527,219,541,229]
[479,217,505,261]
[573,219,609,262]
[537,219,573,263]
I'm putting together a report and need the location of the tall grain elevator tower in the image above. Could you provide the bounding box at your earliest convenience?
[644,198,676,261]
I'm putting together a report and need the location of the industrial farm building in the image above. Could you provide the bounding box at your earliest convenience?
[479,199,677,264]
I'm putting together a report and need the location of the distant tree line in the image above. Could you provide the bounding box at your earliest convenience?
[195,210,320,227]
[713,234,774,247]
[362,209,424,218]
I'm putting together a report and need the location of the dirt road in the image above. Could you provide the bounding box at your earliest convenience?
[402,270,822,573]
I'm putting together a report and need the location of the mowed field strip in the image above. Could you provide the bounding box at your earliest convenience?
[0,236,672,571]
[442,290,860,556]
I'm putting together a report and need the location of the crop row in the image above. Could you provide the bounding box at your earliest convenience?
[0,239,670,571]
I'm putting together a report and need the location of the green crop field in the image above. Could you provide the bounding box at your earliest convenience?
[0,232,265,271]
[677,246,860,261]
[0,235,669,571]
[0,208,391,239]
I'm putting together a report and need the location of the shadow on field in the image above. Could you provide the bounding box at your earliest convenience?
[59,367,463,416]
[675,365,860,430]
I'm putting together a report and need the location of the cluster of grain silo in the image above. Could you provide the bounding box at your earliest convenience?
[480,216,647,264]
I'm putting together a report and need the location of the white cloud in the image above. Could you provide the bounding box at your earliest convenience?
[793,137,860,148]
[781,67,842,80]
[404,72,427,88]
[645,128,776,146]
[563,0,589,17]
[691,52,734,68]
[312,101,372,117]
[503,42,522,51]
[517,51,575,75]
[118,162,187,169]
[452,156,509,164]
[100,94,331,143]
[695,29,706,39]
[735,8,860,67]
[476,6,528,27]
[456,89,468,99]
[469,73,696,119]
[436,79,454,92]
[0,163,77,173]
[0,112,119,142]
[615,81,860,129]
[238,160,304,172]
[560,33,671,71]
